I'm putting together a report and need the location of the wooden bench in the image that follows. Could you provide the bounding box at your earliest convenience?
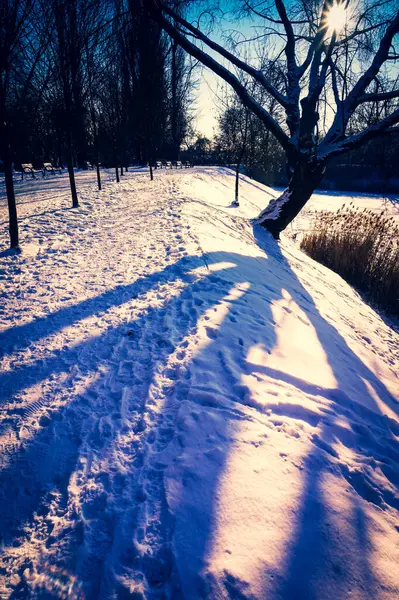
[156,161,163,169]
[21,163,43,179]
[165,161,172,169]
[43,162,63,176]
[183,161,192,168]
[85,161,95,170]
[175,161,183,168]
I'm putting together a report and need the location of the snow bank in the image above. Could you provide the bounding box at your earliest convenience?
[0,167,398,599]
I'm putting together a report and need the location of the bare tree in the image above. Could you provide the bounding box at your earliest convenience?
[0,0,35,249]
[149,0,399,237]
[218,95,251,205]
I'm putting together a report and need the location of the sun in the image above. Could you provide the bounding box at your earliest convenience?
[326,1,348,35]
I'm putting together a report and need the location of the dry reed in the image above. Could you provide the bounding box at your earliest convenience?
[300,204,399,317]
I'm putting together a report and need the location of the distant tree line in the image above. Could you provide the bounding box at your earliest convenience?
[215,97,399,193]
[3,0,193,170]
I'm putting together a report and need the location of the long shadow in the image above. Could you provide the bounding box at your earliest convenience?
[0,257,201,358]
[0,206,76,227]
[251,227,399,600]
[0,249,258,598]
[1,237,398,598]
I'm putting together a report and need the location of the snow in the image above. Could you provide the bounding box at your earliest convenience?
[288,188,399,240]
[257,188,292,222]
[0,166,398,599]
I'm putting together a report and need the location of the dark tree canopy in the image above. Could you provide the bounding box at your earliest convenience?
[0,0,195,248]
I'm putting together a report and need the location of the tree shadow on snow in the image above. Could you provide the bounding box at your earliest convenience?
[0,231,398,599]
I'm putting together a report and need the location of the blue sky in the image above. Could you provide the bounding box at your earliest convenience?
[188,0,258,138]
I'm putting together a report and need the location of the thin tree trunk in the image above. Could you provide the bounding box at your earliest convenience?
[259,158,325,238]
[171,39,178,160]
[115,166,120,182]
[149,163,153,181]
[85,40,101,192]
[234,109,249,206]
[120,166,124,176]
[0,110,19,248]
[67,133,79,208]
[234,145,246,205]
[4,155,19,249]
[96,147,101,191]
[0,99,19,248]
[234,164,240,205]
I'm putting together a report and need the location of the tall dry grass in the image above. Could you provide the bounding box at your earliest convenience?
[300,204,399,317]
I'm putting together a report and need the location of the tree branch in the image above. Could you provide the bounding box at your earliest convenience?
[149,0,293,154]
[358,89,399,103]
[324,9,399,144]
[150,0,288,108]
[244,0,310,25]
[320,107,399,159]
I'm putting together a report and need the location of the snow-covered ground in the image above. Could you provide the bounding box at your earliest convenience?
[0,167,398,599]
[288,186,399,241]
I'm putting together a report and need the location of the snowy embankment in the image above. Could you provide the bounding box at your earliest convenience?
[0,167,398,599]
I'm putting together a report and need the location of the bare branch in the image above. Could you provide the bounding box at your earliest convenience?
[151,0,288,108]
[320,107,399,159]
[358,89,399,103]
[324,9,399,144]
[149,0,293,153]
[244,0,310,25]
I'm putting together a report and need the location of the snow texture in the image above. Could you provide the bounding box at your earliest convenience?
[257,188,292,222]
[0,167,398,599]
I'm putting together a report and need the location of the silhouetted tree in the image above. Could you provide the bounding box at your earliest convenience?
[150,0,399,237]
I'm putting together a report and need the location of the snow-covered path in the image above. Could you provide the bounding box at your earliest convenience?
[0,168,398,599]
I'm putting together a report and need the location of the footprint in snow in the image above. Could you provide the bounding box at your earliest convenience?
[205,326,219,340]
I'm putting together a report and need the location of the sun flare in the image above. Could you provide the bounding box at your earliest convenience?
[326,1,348,35]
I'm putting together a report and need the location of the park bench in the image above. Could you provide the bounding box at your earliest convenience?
[175,161,183,168]
[156,161,163,169]
[43,162,63,176]
[21,163,43,179]
[85,161,95,170]
[165,161,172,169]
[183,161,192,168]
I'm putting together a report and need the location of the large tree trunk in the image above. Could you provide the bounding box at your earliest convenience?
[259,158,326,239]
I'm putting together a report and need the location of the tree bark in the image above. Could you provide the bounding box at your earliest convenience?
[0,114,19,249]
[234,109,250,205]
[115,166,120,182]
[259,158,325,238]
[95,136,101,191]
[4,155,19,249]
[234,165,240,205]
[67,133,79,208]
[96,162,102,190]
[234,149,244,205]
